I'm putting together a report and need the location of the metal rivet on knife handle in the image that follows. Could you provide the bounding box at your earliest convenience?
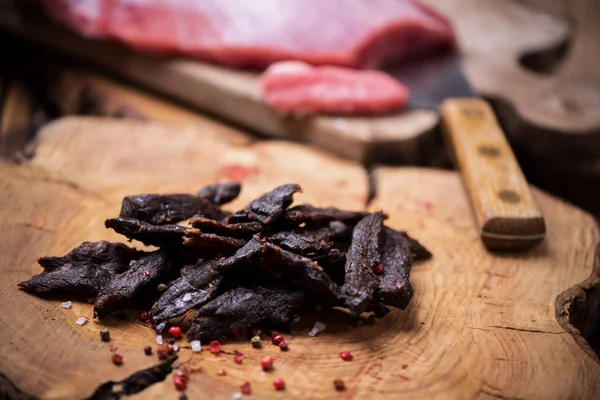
[440,98,546,251]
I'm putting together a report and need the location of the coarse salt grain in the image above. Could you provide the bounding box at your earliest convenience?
[61,301,72,309]
[260,372,266,377]
[191,340,202,352]
[173,344,179,352]
[308,321,326,337]
[182,293,192,302]
[232,393,243,400]
[156,335,164,345]
[75,317,88,326]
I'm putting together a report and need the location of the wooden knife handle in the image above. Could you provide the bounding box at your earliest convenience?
[441,98,545,251]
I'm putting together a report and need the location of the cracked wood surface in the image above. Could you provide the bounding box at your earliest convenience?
[0,117,598,399]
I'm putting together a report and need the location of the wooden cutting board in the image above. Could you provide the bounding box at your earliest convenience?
[1,117,598,399]
[2,0,592,165]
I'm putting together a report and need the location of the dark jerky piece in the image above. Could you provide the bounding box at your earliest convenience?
[284,204,368,225]
[18,241,140,298]
[228,184,301,224]
[87,358,176,400]
[183,229,247,253]
[120,194,200,225]
[312,248,346,285]
[261,242,341,303]
[368,302,391,318]
[400,231,432,260]
[105,218,186,247]
[329,221,354,241]
[342,212,386,315]
[187,287,305,341]
[376,228,414,309]
[189,215,263,238]
[151,238,263,323]
[195,198,231,222]
[197,182,241,205]
[94,251,172,317]
[150,275,222,323]
[269,229,334,255]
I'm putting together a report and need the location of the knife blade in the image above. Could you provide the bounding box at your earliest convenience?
[387,51,545,251]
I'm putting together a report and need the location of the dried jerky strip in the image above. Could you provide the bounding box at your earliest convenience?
[105,217,187,247]
[94,250,173,317]
[228,184,301,224]
[18,241,141,298]
[183,229,247,253]
[120,194,202,225]
[187,287,305,341]
[342,212,386,315]
[197,182,241,205]
[376,228,414,309]
[261,242,341,303]
[312,248,346,285]
[285,204,368,225]
[269,229,334,255]
[151,238,263,323]
[189,215,263,238]
[94,250,172,317]
[400,231,432,260]
[87,358,176,399]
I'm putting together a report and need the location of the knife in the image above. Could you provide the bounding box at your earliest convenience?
[388,51,545,251]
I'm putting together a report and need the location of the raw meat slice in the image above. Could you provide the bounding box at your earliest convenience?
[38,0,454,69]
[260,61,409,114]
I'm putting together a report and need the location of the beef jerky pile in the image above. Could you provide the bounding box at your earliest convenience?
[19,183,431,342]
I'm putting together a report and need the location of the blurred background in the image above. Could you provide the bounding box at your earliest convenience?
[0,0,599,218]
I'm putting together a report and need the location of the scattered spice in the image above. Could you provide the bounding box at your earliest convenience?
[402,364,408,369]
[191,340,202,352]
[141,269,150,276]
[167,344,175,355]
[232,393,243,400]
[168,337,176,345]
[414,198,432,210]
[173,374,187,391]
[261,355,274,371]
[234,351,245,364]
[271,333,285,345]
[173,344,180,352]
[156,335,164,345]
[182,293,192,302]
[308,321,326,337]
[157,346,170,359]
[140,311,149,321]
[179,394,188,400]
[112,354,123,366]
[109,343,118,352]
[144,346,152,355]
[251,336,262,348]
[293,315,301,325]
[75,316,88,326]
[333,379,345,391]
[339,351,354,361]
[169,326,183,339]
[240,381,252,395]
[217,369,227,376]
[373,263,384,274]
[100,328,111,342]
[209,340,221,354]
[157,283,167,293]
[273,378,285,391]
[61,301,72,309]
[279,341,288,351]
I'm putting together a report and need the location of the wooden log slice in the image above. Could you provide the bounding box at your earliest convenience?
[0,117,598,399]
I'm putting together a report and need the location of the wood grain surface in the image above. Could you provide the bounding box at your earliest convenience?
[0,117,598,399]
